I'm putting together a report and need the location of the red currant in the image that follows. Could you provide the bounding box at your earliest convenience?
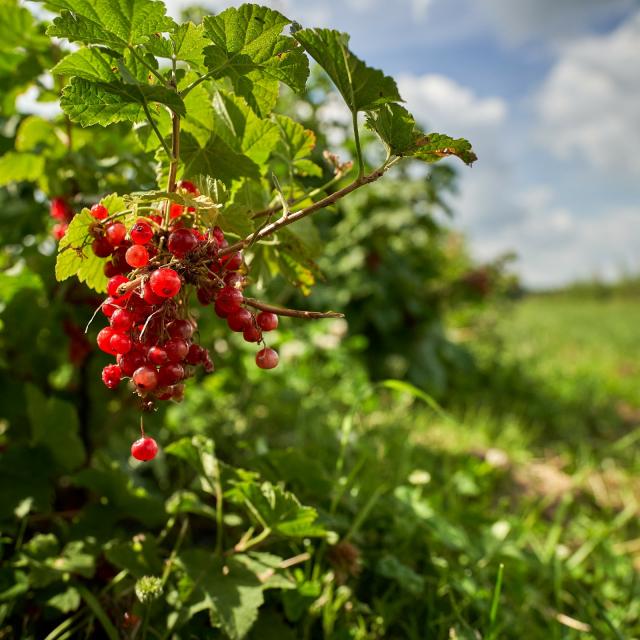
[130,220,153,245]
[143,281,164,305]
[118,351,146,376]
[221,252,242,271]
[164,338,189,363]
[131,436,158,461]
[132,366,158,391]
[108,275,130,298]
[185,343,205,365]
[148,346,168,365]
[52,223,68,240]
[227,308,252,332]
[92,237,113,258]
[106,222,127,247]
[97,327,118,355]
[50,197,73,222]
[216,286,243,314]
[110,308,134,331]
[168,228,198,258]
[256,347,279,369]
[110,333,132,354]
[101,364,121,389]
[157,362,184,386]
[169,203,184,219]
[125,245,149,268]
[90,204,109,220]
[178,179,198,195]
[256,312,278,331]
[149,268,181,298]
[167,319,194,340]
[243,323,262,343]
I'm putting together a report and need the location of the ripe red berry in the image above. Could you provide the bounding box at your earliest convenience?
[132,366,158,391]
[216,286,243,314]
[110,308,134,331]
[256,312,278,331]
[167,319,194,340]
[169,203,184,219]
[110,333,132,354]
[149,268,181,298]
[104,261,119,278]
[256,347,279,369]
[164,338,189,363]
[106,222,127,247]
[96,327,118,355]
[92,237,113,258]
[52,223,68,240]
[131,436,158,462]
[148,346,168,365]
[143,281,164,305]
[101,364,121,389]
[185,343,205,365]
[157,362,184,386]
[221,252,243,271]
[107,275,130,298]
[118,351,146,376]
[227,308,252,332]
[130,220,154,245]
[50,197,73,222]
[125,245,149,268]
[101,297,118,317]
[90,203,109,220]
[168,228,198,258]
[178,179,198,195]
[243,323,262,343]
[212,226,226,247]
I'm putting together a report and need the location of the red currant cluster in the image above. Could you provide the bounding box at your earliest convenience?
[50,196,74,240]
[91,181,280,420]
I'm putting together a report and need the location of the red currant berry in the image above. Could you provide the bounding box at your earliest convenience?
[148,346,168,366]
[90,203,109,220]
[164,338,189,362]
[157,362,184,386]
[256,312,278,331]
[110,333,132,354]
[104,261,119,278]
[224,272,244,288]
[212,226,226,247]
[107,275,130,298]
[149,268,181,298]
[221,252,243,271]
[216,286,243,314]
[118,351,146,376]
[52,223,68,240]
[227,308,252,332]
[167,319,194,340]
[101,297,118,317]
[96,327,118,355]
[50,197,73,222]
[132,366,158,392]
[185,343,205,365]
[130,220,154,245]
[106,222,127,247]
[243,323,262,343]
[101,364,121,389]
[92,237,113,258]
[178,179,198,195]
[197,286,215,306]
[169,203,184,219]
[213,298,229,318]
[110,308,134,331]
[143,281,164,305]
[125,245,149,268]
[168,228,198,258]
[256,347,279,369]
[131,436,158,461]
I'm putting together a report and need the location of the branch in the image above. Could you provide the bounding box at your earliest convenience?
[244,297,344,320]
[166,109,181,194]
[219,165,388,257]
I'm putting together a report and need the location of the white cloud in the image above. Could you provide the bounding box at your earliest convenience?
[535,10,640,176]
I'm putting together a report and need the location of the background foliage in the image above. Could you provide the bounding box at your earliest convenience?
[0,1,638,639]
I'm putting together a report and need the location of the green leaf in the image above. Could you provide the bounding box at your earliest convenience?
[220,178,266,237]
[26,385,85,472]
[15,116,66,156]
[148,22,208,67]
[104,537,163,579]
[165,435,219,495]
[166,490,218,520]
[294,28,401,113]
[0,265,43,306]
[44,0,174,50]
[61,77,185,127]
[55,209,109,293]
[179,551,264,640]
[271,115,321,177]
[52,47,120,83]
[47,586,81,613]
[0,152,45,186]
[212,91,280,166]
[179,131,259,187]
[202,4,309,116]
[229,480,325,538]
[366,104,478,165]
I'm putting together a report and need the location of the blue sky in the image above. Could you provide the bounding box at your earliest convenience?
[159,0,635,288]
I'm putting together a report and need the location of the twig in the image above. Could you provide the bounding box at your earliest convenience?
[219,165,387,257]
[244,298,344,320]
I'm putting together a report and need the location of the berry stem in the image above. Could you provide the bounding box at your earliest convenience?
[244,298,344,320]
[140,415,145,438]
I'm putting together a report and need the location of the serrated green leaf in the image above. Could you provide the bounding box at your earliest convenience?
[0,152,45,186]
[0,0,38,50]
[219,178,265,237]
[61,76,184,127]
[52,47,120,83]
[202,4,309,116]
[272,114,320,177]
[55,209,109,292]
[229,480,325,539]
[148,22,207,67]
[26,385,85,472]
[366,104,478,165]
[212,91,280,167]
[294,28,401,114]
[179,551,264,640]
[43,0,174,49]
[179,131,259,187]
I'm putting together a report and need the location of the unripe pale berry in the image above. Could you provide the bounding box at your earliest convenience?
[131,436,158,461]
[256,347,279,369]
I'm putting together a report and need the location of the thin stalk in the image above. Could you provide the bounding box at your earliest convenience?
[243,297,344,320]
[352,110,364,178]
[141,101,171,159]
[128,45,167,86]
